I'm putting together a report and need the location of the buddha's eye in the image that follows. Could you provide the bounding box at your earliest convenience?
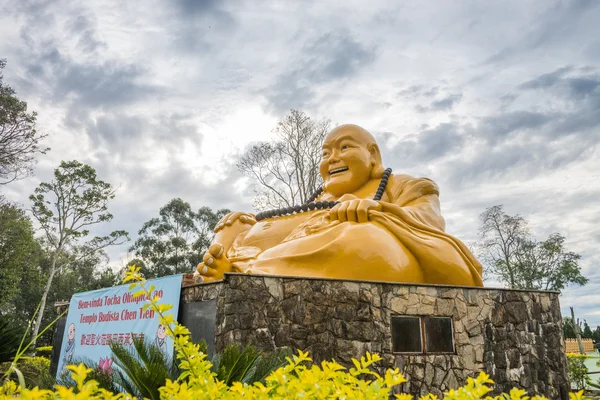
[322,152,329,158]
[341,145,349,150]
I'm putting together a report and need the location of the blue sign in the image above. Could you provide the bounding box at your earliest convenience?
[55,274,183,379]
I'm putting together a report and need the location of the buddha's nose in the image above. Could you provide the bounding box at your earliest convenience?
[328,151,340,163]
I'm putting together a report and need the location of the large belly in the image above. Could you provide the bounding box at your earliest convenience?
[240,211,319,252]
[250,221,424,283]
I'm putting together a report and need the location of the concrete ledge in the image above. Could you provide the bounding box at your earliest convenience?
[183,272,561,294]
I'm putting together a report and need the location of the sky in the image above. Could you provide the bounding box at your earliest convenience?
[1,0,599,327]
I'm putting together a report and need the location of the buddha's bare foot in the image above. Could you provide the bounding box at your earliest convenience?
[196,243,232,282]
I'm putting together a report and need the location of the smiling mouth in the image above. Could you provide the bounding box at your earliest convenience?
[329,167,349,175]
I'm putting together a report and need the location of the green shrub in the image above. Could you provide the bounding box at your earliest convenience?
[17,356,53,389]
[35,346,53,358]
[211,344,291,386]
[0,314,24,363]
[108,337,178,400]
[567,353,590,391]
[0,354,589,399]
[0,356,53,389]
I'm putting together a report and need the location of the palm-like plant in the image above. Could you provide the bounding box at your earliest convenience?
[212,344,291,386]
[58,338,291,398]
[109,340,290,397]
[109,337,178,400]
[0,314,24,363]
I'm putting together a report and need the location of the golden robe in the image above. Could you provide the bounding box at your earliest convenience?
[225,174,483,286]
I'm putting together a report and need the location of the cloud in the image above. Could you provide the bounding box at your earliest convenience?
[519,66,600,100]
[66,13,106,53]
[518,66,574,90]
[8,4,160,110]
[380,122,465,169]
[482,0,599,65]
[519,68,600,136]
[415,94,463,113]
[55,61,160,108]
[480,111,552,142]
[263,32,377,114]
[168,0,236,52]
[22,48,159,109]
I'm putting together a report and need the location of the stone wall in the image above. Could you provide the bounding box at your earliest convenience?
[181,273,569,399]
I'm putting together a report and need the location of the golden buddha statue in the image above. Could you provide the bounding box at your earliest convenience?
[196,124,483,286]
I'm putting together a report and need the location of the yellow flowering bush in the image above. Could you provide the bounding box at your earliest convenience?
[0,267,589,399]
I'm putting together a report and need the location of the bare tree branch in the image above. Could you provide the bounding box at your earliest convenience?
[0,59,49,184]
[237,110,331,210]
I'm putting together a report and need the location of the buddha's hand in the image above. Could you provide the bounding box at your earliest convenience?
[196,243,232,282]
[214,211,256,233]
[330,195,383,223]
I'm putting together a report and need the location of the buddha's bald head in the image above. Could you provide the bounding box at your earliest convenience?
[323,124,383,166]
[326,124,375,142]
[320,124,384,197]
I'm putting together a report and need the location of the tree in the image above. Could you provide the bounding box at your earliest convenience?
[237,109,331,210]
[0,202,40,312]
[582,320,593,339]
[0,59,49,184]
[592,326,600,343]
[571,307,585,354]
[479,205,529,288]
[8,246,118,347]
[563,317,577,339]
[29,160,129,348]
[512,233,587,291]
[130,198,229,278]
[478,205,587,291]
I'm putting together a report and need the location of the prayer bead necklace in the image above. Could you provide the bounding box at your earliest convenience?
[255,168,392,221]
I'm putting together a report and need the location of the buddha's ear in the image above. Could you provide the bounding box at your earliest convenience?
[368,143,385,178]
[368,143,382,163]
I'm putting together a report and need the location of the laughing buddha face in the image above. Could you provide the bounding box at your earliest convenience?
[319,124,382,197]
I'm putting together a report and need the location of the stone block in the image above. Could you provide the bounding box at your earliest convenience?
[389,296,408,314]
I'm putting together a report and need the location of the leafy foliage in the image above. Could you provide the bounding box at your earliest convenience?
[130,198,228,278]
[1,355,589,399]
[8,249,119,347]
[0,314,24,363]
[28,160,129,347]
[60,338,289,398]
[564,317,577,339]
[35,346,52,358]
[0,203,40,312]
[7,356,53,389]
[592,326,600,343]
[479,205,587,290]
[211,344,291,386]
[108,337,178,400]
[567,353,590,391]
[582,321,593,339]
[0,59,49,184]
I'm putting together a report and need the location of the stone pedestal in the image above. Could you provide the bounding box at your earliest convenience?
[181,273,569,399]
